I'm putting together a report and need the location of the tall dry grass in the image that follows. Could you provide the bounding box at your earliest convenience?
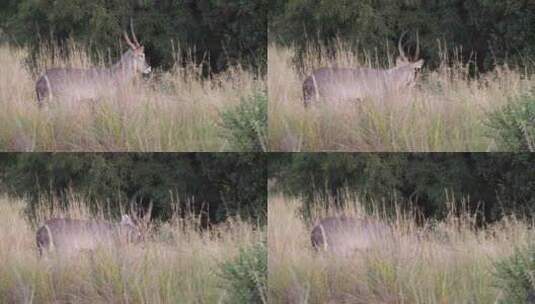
[268,194,534,304]
[0,195,265,304]
[268,43,534,151]
[0,43,265,151]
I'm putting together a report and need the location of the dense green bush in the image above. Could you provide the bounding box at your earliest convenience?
[220,91,268,152]
[487,94,535,152]
[0,153,267,226]
[269,153,535,223]
[270,0,535,73]
[219,241,267,304]
[0,0,267,74]
[494,244,535,304]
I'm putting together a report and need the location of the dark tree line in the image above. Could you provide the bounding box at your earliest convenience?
[269,0,535,73]
[0,153,267,226]
[269,153,535,224]
[0,0,267,74]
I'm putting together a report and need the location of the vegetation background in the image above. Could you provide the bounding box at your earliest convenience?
[0,0,267,74]
[0,153,267,225]
[269,0,535,73]
[269,153,535,223]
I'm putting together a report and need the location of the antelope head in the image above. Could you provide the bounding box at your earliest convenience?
[393,31,424,88]
[119,214,144,243]
[123,202,153,243]
[123,21,151,75]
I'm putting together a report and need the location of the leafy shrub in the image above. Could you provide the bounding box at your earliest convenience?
[220,91,267,151]
[494,244,535,304]
[486,94,535,151]
[219,241,267,304]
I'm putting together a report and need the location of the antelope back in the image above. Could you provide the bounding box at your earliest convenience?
[311,216,391,256]
[35,20,151,104]
[36,216,141,256]
[303,32,424,105]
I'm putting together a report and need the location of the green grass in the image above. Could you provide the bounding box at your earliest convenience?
[486,93,535,151]
[220,90,268,152]
[494,243,535,304]
[219,240,268,303]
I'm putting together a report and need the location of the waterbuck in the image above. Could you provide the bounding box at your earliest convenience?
[35,22,151,105]
[303,32,424,106]
[36,215,142,256]
[311,216,392,256]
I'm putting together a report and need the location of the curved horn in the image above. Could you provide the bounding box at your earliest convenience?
[124,31,136,50]
[415,31,420,59]
[130,18,140,48]
[398,31,408,60]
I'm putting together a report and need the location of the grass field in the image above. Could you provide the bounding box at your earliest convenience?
[0,43,265,152]
[268,195,534,304]
[0,196,266,304]
[268,44,534,151]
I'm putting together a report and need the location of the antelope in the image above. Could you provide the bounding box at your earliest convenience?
[35,22,151,105]
[303,32,424,106]
[36,215,142,256]
[311,216,392,256]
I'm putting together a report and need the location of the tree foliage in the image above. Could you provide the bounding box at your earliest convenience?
[270,0,535,73]
[270,153,535,224]
[0,153,267,226]
[0,0,267,74]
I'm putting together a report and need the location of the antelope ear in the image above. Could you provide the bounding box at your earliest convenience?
[413,59,424,69]
[121,215,134,225]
